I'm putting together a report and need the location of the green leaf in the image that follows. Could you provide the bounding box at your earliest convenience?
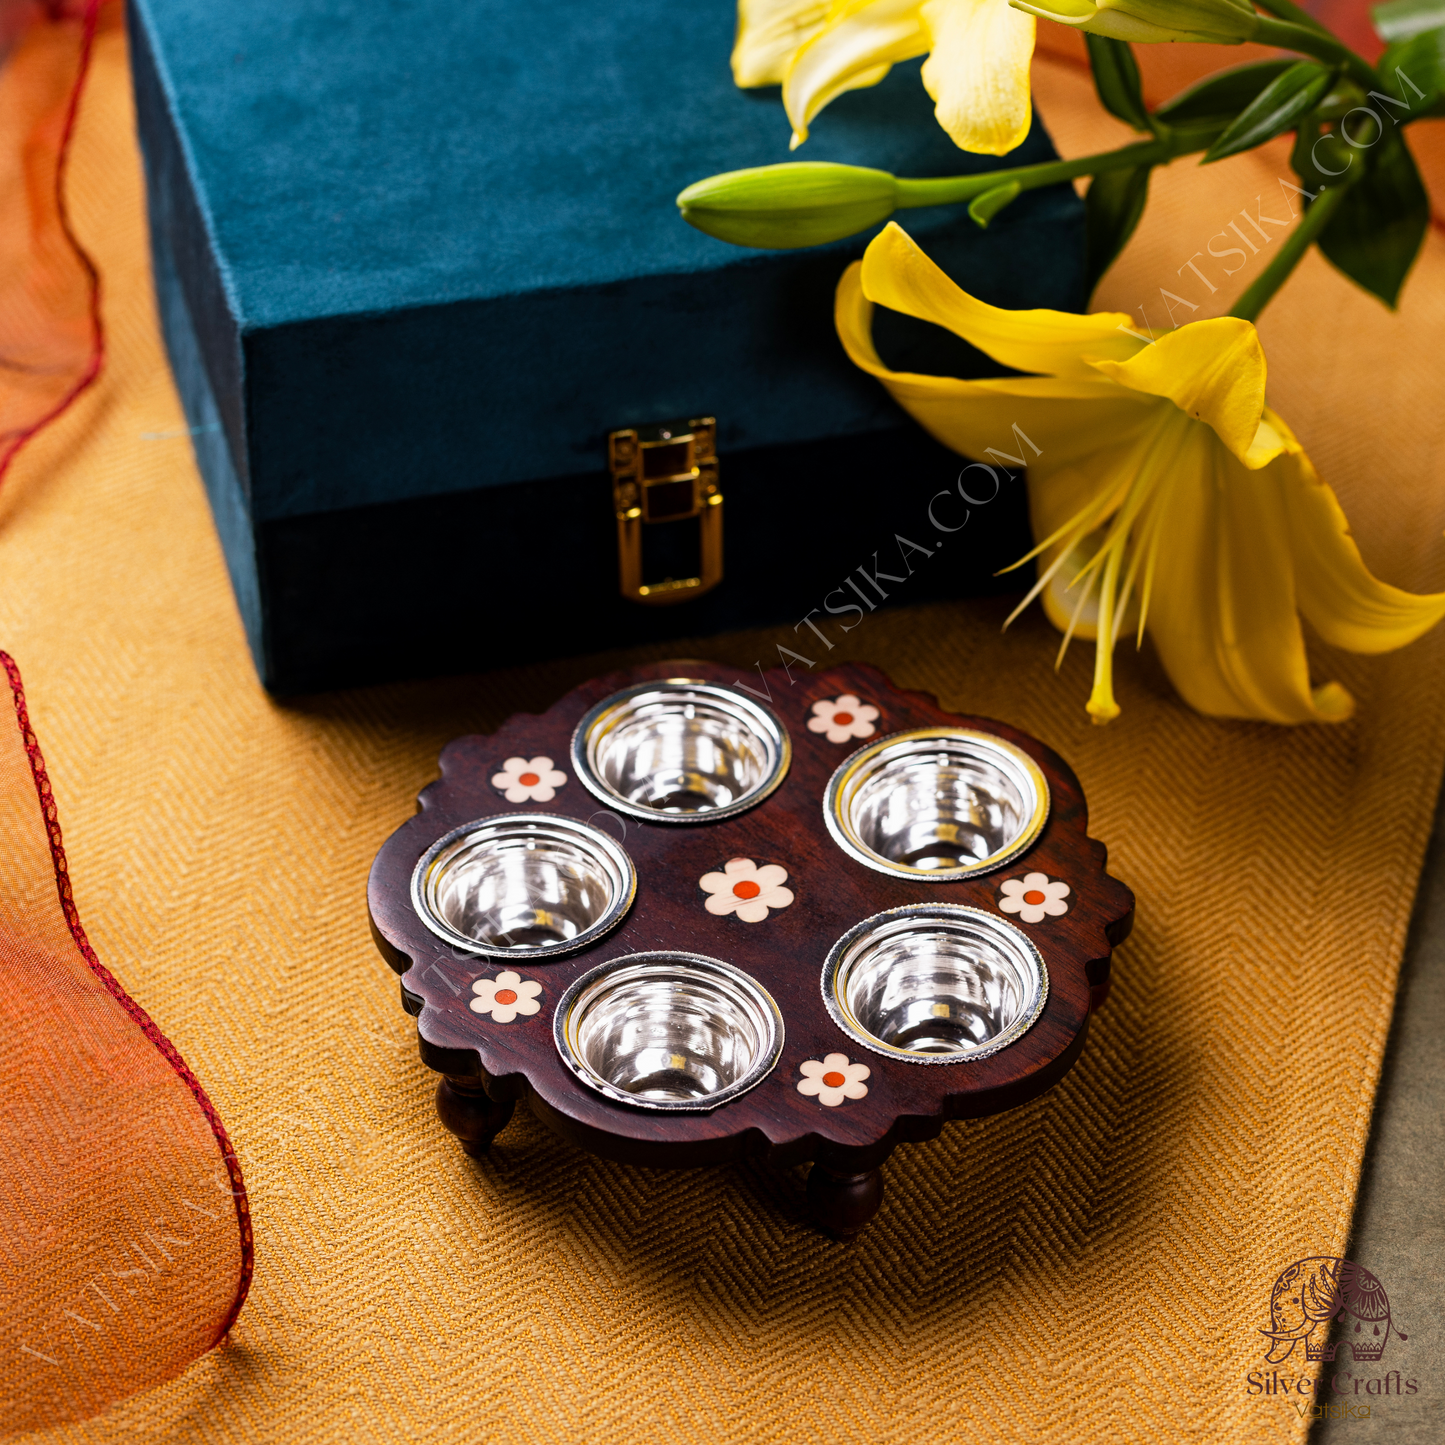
[1154,60,1296,125]
[1373,0,1445,43]
[1203,61,1337,163]
[1085,35,1152,133]
[1380,26,1445,107]
[1317,128,1429,306]
[967,180,1022,230]
[1084,165,1151,299]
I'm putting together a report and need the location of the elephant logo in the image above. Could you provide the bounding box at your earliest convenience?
[1261,1257,1407,1364]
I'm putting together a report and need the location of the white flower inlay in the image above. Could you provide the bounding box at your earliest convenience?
[797,1053,870,1106]
[807,694,880,744]
[698,857,794,923]
[469,969,543,1023]
[491,755,566,803]
[998,872,1070,924]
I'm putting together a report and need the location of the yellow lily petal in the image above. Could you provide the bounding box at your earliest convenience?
[920,0,1035,156]
[1086,317,1271,466]
[783,0,929,148]
[732,0,832,87]
[1244,416,1289,469]
[1146,436,1352,723]
[837,258,1156,468]
[1279,434,1445,654]
[859,223,1147,381]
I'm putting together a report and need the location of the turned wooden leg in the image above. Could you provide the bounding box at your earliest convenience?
[807,1164,883,1242]
[435,1076,515,1158]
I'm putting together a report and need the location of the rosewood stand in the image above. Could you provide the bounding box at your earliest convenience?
[368,660,1133,1241]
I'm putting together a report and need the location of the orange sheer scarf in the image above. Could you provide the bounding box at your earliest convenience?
[0,652,251,1432]
[0,0,105,486]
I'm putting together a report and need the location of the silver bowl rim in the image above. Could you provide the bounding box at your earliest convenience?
[822,726,1050,881]
[552,949,786,1112]
[410,812,638,961]
[569,677,792,825]
[821,904,1050,1065]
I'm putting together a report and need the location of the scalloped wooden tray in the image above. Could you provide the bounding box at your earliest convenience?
[367,660,1134,1240]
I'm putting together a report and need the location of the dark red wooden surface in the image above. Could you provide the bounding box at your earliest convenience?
[367,661,1134,1175]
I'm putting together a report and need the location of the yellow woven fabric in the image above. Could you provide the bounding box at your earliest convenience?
[6,33,1444,1445]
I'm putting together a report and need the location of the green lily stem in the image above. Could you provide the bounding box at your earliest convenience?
[1252,16,1378,91]
[1250,0,1336,39]
[1229,180,1352,321]
[894,131,1205,210]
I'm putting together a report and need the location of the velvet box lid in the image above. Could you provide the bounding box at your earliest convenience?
[130,0,1084,691]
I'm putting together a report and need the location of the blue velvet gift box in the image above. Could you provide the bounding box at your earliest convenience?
[129,0,1085,693]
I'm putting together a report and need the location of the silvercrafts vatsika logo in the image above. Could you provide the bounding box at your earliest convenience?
[1262,1257,1404,1362]
[1246,1257,1419,1415]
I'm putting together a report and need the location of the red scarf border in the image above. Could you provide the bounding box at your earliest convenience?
[0,650,253,1340]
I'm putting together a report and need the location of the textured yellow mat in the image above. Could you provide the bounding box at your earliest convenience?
[6,30,1445,1445]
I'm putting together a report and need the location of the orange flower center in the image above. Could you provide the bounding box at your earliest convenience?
[494,988,518,1006]
[1023,889,1046,906]
[833,711,853,726]
[732,880,761,899]
[822,1071,846,1088]
[518,772,540,787]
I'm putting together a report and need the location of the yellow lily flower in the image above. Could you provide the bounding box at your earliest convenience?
[731,0,1036,157]
[835,224,1445,724]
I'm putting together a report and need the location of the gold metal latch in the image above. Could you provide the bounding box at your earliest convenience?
[607,417,723,605]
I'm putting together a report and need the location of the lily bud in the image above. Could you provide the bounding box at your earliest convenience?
[1008,0,1259,45]
[677,163,898,250]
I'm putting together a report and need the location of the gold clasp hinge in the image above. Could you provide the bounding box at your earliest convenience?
[607,417,723,605]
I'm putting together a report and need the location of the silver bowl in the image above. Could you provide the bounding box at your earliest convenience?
[822,906,1048,1063]
[411,814,636,959]
[553,951,784,1111]
[824,728,1048,880]
[571,679,790,823]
